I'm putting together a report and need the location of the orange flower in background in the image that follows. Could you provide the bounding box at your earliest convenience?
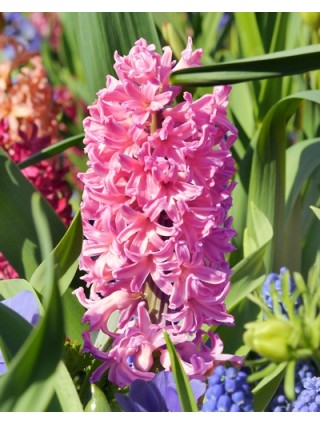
[0,36,73,279]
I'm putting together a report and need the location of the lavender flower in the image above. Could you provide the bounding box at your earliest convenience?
[267,361,316,412]
[0,290,40,374]
[115,371,206,412]
[3,12,41,58]
[292,376,320,412]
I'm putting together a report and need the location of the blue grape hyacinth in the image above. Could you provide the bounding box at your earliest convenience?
[261,267,301,316]
[267,361,316,412]
[292,376,320,412]
[201,365,253,412]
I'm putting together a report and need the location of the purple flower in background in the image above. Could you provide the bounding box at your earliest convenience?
[0,290,40,374]
[3,12,41,58]
[115,371,206,412]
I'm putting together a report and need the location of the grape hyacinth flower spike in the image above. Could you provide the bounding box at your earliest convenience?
[201,365,254,412]
[74,37,240,387]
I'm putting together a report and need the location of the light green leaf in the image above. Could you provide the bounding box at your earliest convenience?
[235,13,265,57]
[285,138,320,217]
[310,205,320,220]
[0,279,39,303]
[84,384,111,412]
[247,90,320,271]
[69,13,160,103]
[227,203,273,311]
[164,332,198,412]
[54,362,83,412]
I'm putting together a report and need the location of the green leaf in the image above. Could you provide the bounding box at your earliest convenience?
[285,138,320,217]
[310,205,320,220]
[195,12,223,55]
[69,13,160,103]
[0,302,33,364]
[217,298,260,357]
[284,360,296,401]
[54,362,83,412]
[84,384,111,412]
[170,44,320,87]
[252,362,287,412]
[227,203,273,311]
[0,279,39,303]
[0,193,64,412]
[234,13,265,57]
[62,288,86,343]
[164,332,198,412]
[30,210,82,297]
[247,91,320,271]
[18,133,84,170]
[0,149,66,280]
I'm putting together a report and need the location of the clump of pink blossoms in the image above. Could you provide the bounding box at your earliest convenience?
[75,37,241,388]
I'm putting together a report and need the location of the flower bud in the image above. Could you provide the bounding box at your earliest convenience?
[300,13,320,30]
[243,319,297,363]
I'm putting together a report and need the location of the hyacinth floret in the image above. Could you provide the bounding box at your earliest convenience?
[75,37,240,387]
[201,365,254,412]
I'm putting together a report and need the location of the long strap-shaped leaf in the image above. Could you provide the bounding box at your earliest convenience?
[164,332,198,412]
[0,194,64,411]
[170,44,320,86]
[18,133,84,170]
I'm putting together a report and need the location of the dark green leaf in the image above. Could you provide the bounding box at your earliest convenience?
[0,193,64,412]
[30,210,82,297]
[0,149,66,280]
[252,362,287,412]
[0,302,33,363]
[170,44,320,86]
[18,133,84,170]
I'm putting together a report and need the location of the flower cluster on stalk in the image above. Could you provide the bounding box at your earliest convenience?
[75,37,240,388]
[0,35,74,279]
